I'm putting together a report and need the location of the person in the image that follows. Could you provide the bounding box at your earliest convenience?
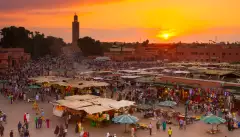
[54,125,59,137]
[148,122,152,136]
[168,127,172,137]
[156,120,160,131]
[131,127,135,137]
[18,121,22,132]
[24,113,27,123]
[106,132,110,137]
[10,130,13,137]
[38,117,42,128]
[63,127,67,137]
[34,117,38,129]
[24,130,30,137]
[75,123,79,133]
[179,119,183,129]
[183,120,186,130]
[46,118,50,128]
[26,113,30,123]
[162,120,167,131]
[0,125,4,137]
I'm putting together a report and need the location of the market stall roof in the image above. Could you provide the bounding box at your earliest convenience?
[56,100,92,109]
[118,70,141,73]
[137,71,158,75]
[64,95,100,101]
[50,79,109,89]
[135,77,156,83]
[201,70,234,76]
[109,100,135,109]
[77,105,113,114]
[173,71,190,74]
[121,76,141,79]
[29,76,70,83]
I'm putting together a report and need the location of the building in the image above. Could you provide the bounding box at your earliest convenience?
[176,44,240,63]
[0,48,30,70]
[104,46,136,61]
[72,13,80,47]
[63,14,81,55]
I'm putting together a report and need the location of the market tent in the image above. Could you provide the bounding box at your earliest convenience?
[94,56,111,61]
[109,100,135,109]
[56,100,92,109]
[173,71,190,74]
[118,70,141,73]
[64,95,100,101]
[28,85,41,89]
[87,98,118,105]
[29,76,70,83]
[77,105,113,114]
[51,80,109,89]
[159,101,177,107]
[135,77,156,83]
[121,76,141,79]
[118,100,135,106]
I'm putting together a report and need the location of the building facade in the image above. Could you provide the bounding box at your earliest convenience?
[0,48,30,70]
[176,44,240,63]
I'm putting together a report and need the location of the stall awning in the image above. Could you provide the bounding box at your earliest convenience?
[77,105,113,114]
[56,100,92,109]
[64,95,100,101]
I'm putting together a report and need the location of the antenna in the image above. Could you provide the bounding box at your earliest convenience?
[215,36,218,43]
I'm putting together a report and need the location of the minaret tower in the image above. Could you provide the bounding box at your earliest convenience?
[72,13,79,46]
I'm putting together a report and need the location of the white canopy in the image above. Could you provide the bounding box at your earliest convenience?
[95,57,111,61]
[162,69,172,73]
[121,76,141,79]
[56,100,92,109]
[64,95,100,101]
[173,71,190,74]
[77,105,113,114]
[118,70,141,73]
[109,100,135,109]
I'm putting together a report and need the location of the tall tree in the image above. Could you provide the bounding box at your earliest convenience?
[0,26,66,59]
[78,37,103,56]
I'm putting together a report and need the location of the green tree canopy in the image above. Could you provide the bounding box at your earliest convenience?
[0,26,66,59]
[78,36,103,56]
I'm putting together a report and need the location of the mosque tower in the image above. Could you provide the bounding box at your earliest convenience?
[72,13,79,46]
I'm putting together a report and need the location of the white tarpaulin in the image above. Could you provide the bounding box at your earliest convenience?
[121,76,141,79]
[64,95,100,101]
[77,105,113,114]
[56,100,92,109]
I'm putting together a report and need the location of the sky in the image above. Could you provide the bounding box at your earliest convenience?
[0,0,239,43]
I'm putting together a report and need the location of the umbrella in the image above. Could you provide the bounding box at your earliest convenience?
[112,114,139,132]
[0,80,8,83]
[201,115,226,124]
[137,104,152,110]
[28,85,41,89]
[159,101,177,107]
[201,115,226,131]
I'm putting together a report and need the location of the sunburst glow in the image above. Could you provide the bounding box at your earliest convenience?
[156,30,176,40]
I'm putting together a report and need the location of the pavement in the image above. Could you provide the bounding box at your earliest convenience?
[0,95,239,137]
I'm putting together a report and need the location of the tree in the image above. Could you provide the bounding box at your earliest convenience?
[0,26,66,59]
[142,39,149,46]
[77,37,103,56]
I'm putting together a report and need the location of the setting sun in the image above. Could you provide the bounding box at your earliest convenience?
[162,33,170,40]
[156,30,176,40]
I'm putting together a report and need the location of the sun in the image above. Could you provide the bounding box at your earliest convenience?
[156,30,176,40]
[162,33,170,40]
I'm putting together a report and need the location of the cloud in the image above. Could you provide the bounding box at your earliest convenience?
[0,0,123,12]
[0,16,25,22]
[27,9,92,16]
